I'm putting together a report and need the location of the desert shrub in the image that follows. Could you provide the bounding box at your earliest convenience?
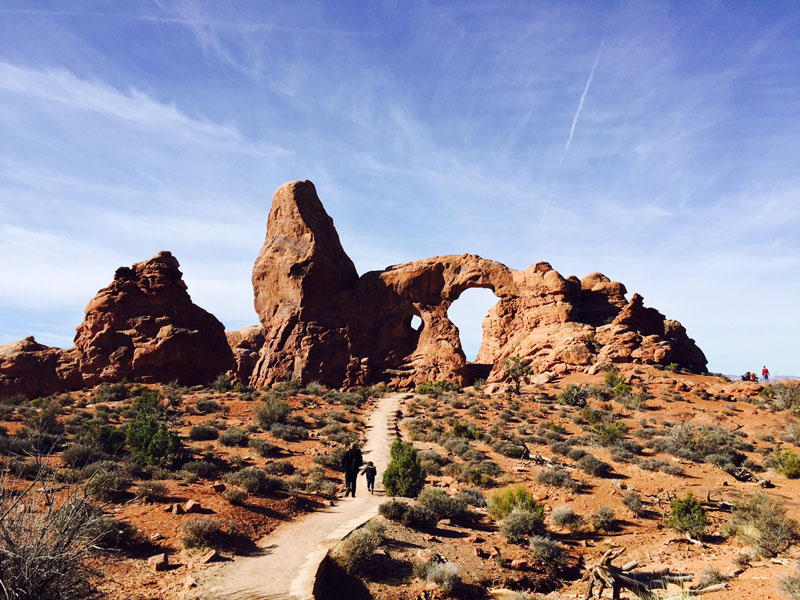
[94,382,130,403]
[224,467,284,495]
[503,356,532,394]
[219,427,249,447]
[723,492,797,557]
[265,460,295,475]
[223,488,248,505]
[416,380,460,397]
[773,384,800,412]
[418,488,469,521]
[269,423,308,441]
[488,486,542,520]
[182,459,217,478]
[501,507,545,543]
[593,422,629,447]
[196,398,221,414]
[402,504,439,530]
[189,424,219,441]
[550,441,571,455]
[551,506,583,530]
[779,563,800,599]
[528,535,566,565]
[211,373,231,392]
[302,381,325,396]
[654,423,751,466]
[79,420,126,455]
[604,370,625,388]
[314,446,346,469]
[567,447,587,460]
[559,384,589,407]
[591,505,615,532]
[126,410,182,466]
[383,439,425,498]
[696,568,728,588]
[249,438,281,458]
[577,454,613,477]
[0,479,113,600]
[254,396,291,428]
[331,520,385,575]
[456,486,486,508]
[536,467,577,490]
[180,517,223,548]
[85,466,131,502]
[9,459,41,479]
[378,499,409,521]
[668,493,707,538]
[776,449,800,478]
[415,560,460,592]
[623,491,646,516]
[134,480,168,502]
[61,443,104,468]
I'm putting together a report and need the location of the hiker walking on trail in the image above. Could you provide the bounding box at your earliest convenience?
[762,366,770,382]
[361,461,377,494]
[341,443,363,497]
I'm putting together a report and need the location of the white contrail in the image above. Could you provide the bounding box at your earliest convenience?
[559,38,605,168]
[540,38,605,225]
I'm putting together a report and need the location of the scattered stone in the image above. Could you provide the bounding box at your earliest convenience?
[510,559,529,570]
[210,482,226,493]
[199,549,217,564]
[489,546,501,559]
[147,553,168,571]
[184,499,201,513]
[759,480,775,488]
[150,532,163,541]
[466,535,485,544]
[171,503,184,515]
[474,547,488,559]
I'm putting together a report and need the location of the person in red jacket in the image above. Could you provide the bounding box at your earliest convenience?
[762,366,770,382]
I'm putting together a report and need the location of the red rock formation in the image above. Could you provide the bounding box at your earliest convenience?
[247,180,707,388]
[250,180,358,387]
[226,326,265,384]
[0,337,80,398]
[0,251,234,398]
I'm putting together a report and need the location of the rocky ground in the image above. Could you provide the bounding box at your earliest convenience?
[2,368,800,599]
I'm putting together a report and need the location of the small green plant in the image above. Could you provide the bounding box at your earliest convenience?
[668,493,707,539]
[604,370,625,388]
[723,492,797,557]
[211,373,232,392]
[559,384,589,407]
[331,521,385,575]
[383,438,425,498]
[488,486,541,520]
[180,517,223,549]
[665,362,679,372]
[776,449,800,478]
[254,395,291,428]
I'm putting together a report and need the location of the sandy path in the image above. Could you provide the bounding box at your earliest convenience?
[197,392,404,600]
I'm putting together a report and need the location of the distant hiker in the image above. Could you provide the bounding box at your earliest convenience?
[750,372,756,382]
[361,461,377,494]
[762,366,770,382]
[341,443,363,497]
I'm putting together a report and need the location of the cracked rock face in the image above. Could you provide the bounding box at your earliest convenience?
[1,251,234,398]
[244,180,707,388]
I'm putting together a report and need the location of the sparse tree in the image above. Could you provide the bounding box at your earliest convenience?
[503,356,532,395]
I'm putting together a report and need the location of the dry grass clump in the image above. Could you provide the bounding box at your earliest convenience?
[331,521,384,574]
[723,492,797,557]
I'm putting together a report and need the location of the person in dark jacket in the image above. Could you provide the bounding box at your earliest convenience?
[361,461,377,494]
[341,443,363,497]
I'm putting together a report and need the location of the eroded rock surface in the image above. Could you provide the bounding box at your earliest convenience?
[1,252,234,397]
[247,180,707,388]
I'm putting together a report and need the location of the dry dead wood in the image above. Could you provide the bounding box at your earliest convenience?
[583,547,726,599]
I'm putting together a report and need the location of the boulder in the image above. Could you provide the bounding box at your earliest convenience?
[147,553,168,571]
[0,337,81,398]
[226,325,264,384]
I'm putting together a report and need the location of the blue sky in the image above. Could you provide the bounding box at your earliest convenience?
[1,1,798,375]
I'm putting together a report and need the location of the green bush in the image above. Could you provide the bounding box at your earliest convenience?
[331,521,384,575]
[723,492,797,557]
[378,499,409,521]
[417,488,469,521]
[500,507,545,543]
[134,480,168,502]
[94,382,130,403]
[223,488,248,505]
[196,398,221,414]
[402,504,439,530]
[85,466,131,502]
[79,420,126,455]
[211,373,232,392]
[528,535,566,565]
[591,505,615,532]
[777,449,800,478]
[604,370,625,388]
[577,454,613,477]
[254,395,291,429]
[219,427,249,447]
[456,487,486,508]
[559,384,589,407]
[189,424,219,441]
[180,517,223,549]
[551,506,583,530]
[668,493,707,538]
[224,467,284,495]
[623,491,646,516]
[61,443,104,468]
[182,459,217,478]
[126,411,182,466]
[269,423,309,440]
[593,422,629,447]
[249,438,280,457]
[536,467,577,490]
[779,564,800,599]
[416,380,461,397]
[503,356,532,395]
[488,486,541,520]
[383,439,425,497]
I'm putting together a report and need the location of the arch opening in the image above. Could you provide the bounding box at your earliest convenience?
[410,314,423,332]
[447,287,498,382]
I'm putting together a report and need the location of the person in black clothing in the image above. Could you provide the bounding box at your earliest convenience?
[341,443,363,497]
[361,461,377,494]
